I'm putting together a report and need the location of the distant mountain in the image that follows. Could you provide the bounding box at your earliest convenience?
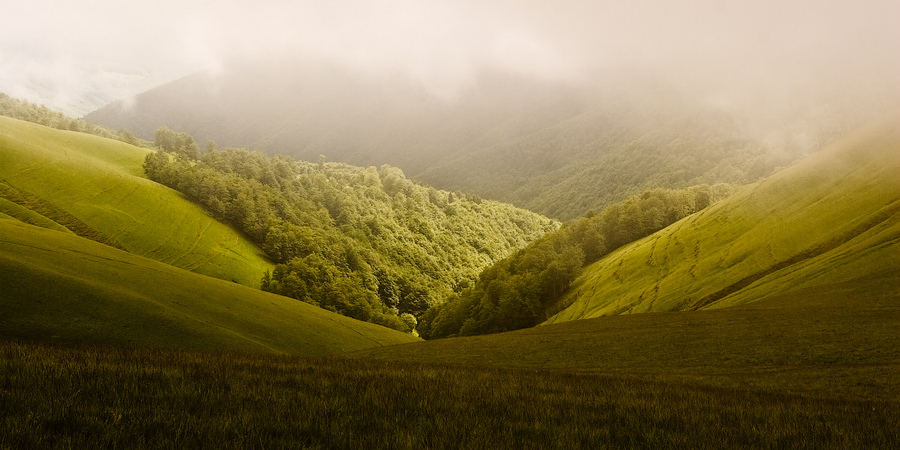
[86,59,863,219]
[546,116,900,323]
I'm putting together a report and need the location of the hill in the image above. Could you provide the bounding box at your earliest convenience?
[0,218,417,354]
[85,60,844,219]
[546,117,900,322]
[0,115,272,286]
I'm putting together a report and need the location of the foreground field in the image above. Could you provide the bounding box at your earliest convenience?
[1,340,896,449]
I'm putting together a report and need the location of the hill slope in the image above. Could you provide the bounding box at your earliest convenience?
[0,218,417,354]
[0,115,272,286]
[86,60,840,219]
[546,117,900,322]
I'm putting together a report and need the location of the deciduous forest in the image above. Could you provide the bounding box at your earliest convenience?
[143,128,556,331]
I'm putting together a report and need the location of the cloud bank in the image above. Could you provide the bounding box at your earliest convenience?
[1,0,897,116]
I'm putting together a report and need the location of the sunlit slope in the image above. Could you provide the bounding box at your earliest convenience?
[0,219,418,354]
[0,116,271,286]
[547,118,900,323]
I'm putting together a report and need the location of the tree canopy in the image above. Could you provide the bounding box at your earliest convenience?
[143,137,557,331]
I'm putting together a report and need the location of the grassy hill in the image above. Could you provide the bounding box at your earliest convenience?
[86,60,861,220]
[0,218,418,354]
[0,115,272,286]
[545,117,900,322]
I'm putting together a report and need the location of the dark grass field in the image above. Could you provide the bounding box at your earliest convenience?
[1,340,897,449]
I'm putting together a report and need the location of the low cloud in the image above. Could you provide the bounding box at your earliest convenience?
[1,0,897,116]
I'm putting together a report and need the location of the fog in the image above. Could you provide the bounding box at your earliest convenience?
[1,0,897,117]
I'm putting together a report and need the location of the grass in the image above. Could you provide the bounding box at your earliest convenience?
[0,115,272,286]
[1,339,896,449]
[354,277,900,402]
[0,219,418,355]
[547,117,900,322]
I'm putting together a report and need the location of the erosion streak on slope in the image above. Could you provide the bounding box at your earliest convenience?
[687,200,900,310]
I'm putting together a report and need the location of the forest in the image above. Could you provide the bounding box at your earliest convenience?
[143,127,556,332]
[419,184,736,338]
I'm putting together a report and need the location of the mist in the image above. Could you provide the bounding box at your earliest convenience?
[1,0,897,117]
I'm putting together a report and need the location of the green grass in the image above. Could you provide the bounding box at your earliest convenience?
[2,340,896,449]
[353,278,900,402]
[0,219,418,355]
[0,115,272,286]
[546,117,900,322]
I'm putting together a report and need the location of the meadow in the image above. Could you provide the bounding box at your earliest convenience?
[0,115,271,286]
[1,339,896,449]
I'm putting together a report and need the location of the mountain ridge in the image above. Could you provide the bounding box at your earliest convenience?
[86,59,853,219]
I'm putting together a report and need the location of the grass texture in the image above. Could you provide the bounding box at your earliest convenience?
[0,115,272,286]
[355,279,900,402]
[1,340,896,449]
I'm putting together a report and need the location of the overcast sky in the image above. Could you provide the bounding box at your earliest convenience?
[1,0,898,116]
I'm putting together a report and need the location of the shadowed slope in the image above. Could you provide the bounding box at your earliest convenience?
[0,219,418,355]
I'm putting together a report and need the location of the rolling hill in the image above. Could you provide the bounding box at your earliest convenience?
[0,218,418,354]
[86,59,851,219]
[546,116,900,322]
[0,115,272,286]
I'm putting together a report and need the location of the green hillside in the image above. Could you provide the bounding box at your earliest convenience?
[0,218,417,354]
[546,117,900,322]
[0,115,272,286]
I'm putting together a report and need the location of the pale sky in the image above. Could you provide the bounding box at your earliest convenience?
[1,0,898,116]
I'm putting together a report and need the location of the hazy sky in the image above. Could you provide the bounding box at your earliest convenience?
[1,0,898,116]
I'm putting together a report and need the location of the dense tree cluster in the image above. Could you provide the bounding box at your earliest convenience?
[418,184,736,338]
[0,93,146,147]
[144,137,557,332]
[154,126,201,160]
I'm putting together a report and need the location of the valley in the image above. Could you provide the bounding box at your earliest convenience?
[4,0,899,446]
[1,91,898,448]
